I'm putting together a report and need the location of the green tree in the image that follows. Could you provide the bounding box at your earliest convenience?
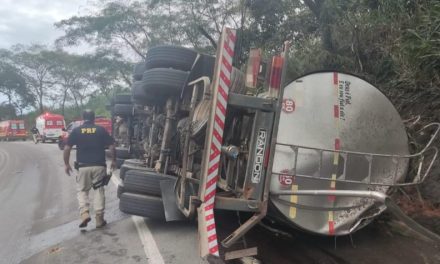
[8,45,57,114]
[82,50,132,98]
[0,62,33,115]
[55,0,246,58]
[50,50,90,115]
[0,103,16,120]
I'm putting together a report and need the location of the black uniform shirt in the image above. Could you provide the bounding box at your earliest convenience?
[67,121,114,166]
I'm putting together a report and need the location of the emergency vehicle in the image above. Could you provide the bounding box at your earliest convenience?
[35,112,66,143]
[0,120,27,141]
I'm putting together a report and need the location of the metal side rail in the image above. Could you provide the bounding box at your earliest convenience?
[273,123,440,187]
[271,189,440,244]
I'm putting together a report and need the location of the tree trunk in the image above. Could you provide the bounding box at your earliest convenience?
[61,89,68,116]
[39,81,44,114]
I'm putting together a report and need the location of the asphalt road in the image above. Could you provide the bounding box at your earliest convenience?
[1,141,440,264]
[0,141,202,264]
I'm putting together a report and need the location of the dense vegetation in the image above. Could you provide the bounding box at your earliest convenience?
[0,0,439,231]
[1,0,439,122]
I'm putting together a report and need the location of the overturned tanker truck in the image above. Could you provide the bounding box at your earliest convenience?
[112,28,440,259]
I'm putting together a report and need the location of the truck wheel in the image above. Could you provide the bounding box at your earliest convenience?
[124,158,146,166]
[116,158,125,169]
[132,81,162,106]
[119,192,165,220]
[145,46,197,71]
[142,68,189,96]
[113,104,133,116]
[117,183,125,198]
[116,147,130,159]
[120,163,154,180]
[123,170,176,197]
[133,62,147,81]
[113,94,132,104]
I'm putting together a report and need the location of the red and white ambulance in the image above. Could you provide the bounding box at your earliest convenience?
[35,112,66,143]
[0,120,27,141]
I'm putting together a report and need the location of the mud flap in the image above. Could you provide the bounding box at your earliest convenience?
[160,179,186,221]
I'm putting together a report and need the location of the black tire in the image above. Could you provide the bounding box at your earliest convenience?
[117,183,124,198]
[116,147,130,159]
[119,192,165,220]
[133,62,147,81]
[124,158,146,166]
[132,81,161,106]
[113,104,133,116]
[123,170,176,197]
[187,54,215,81]
[145,46,197,71]
[142,68,189,96]
[116,158,125,169]
[120,163,153,181]
[114,94,132,104]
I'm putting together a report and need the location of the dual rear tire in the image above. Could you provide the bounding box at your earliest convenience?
[118,161,176,220]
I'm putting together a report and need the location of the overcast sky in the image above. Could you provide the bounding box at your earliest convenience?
[0,0,91,49]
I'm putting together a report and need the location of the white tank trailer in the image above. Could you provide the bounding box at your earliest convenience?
[271,72,411,235]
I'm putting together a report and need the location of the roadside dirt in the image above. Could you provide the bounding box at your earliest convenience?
[215,211,440,264]
[394,116,440,235]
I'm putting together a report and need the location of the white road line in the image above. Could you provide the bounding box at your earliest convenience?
[111,175,165,264]
[132,216,165,264]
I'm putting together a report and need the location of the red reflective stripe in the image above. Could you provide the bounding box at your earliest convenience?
[212,130,223,145]
[216,100,226,116]
[214,115,225,130]
[269,56,283,90]
[264,146,270,168]
[334,105,339,118]
[329,221,335,235]
[334,138,341,151]
[226,28,236,42]
[205,204,215,211]
[333,72,338,85]
[207,223,216,231]
[222,52,233,71]
[219,71,231,87]
[218,83,229,101]
[209,245,219,254]
[205,189,217,201]
[208,162,220,176]
[205,214,214,221]
[208,234,217,242]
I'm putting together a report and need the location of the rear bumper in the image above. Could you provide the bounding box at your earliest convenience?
[43,135,61,139]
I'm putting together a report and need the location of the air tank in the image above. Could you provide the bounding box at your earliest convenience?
[269,71,409,235]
